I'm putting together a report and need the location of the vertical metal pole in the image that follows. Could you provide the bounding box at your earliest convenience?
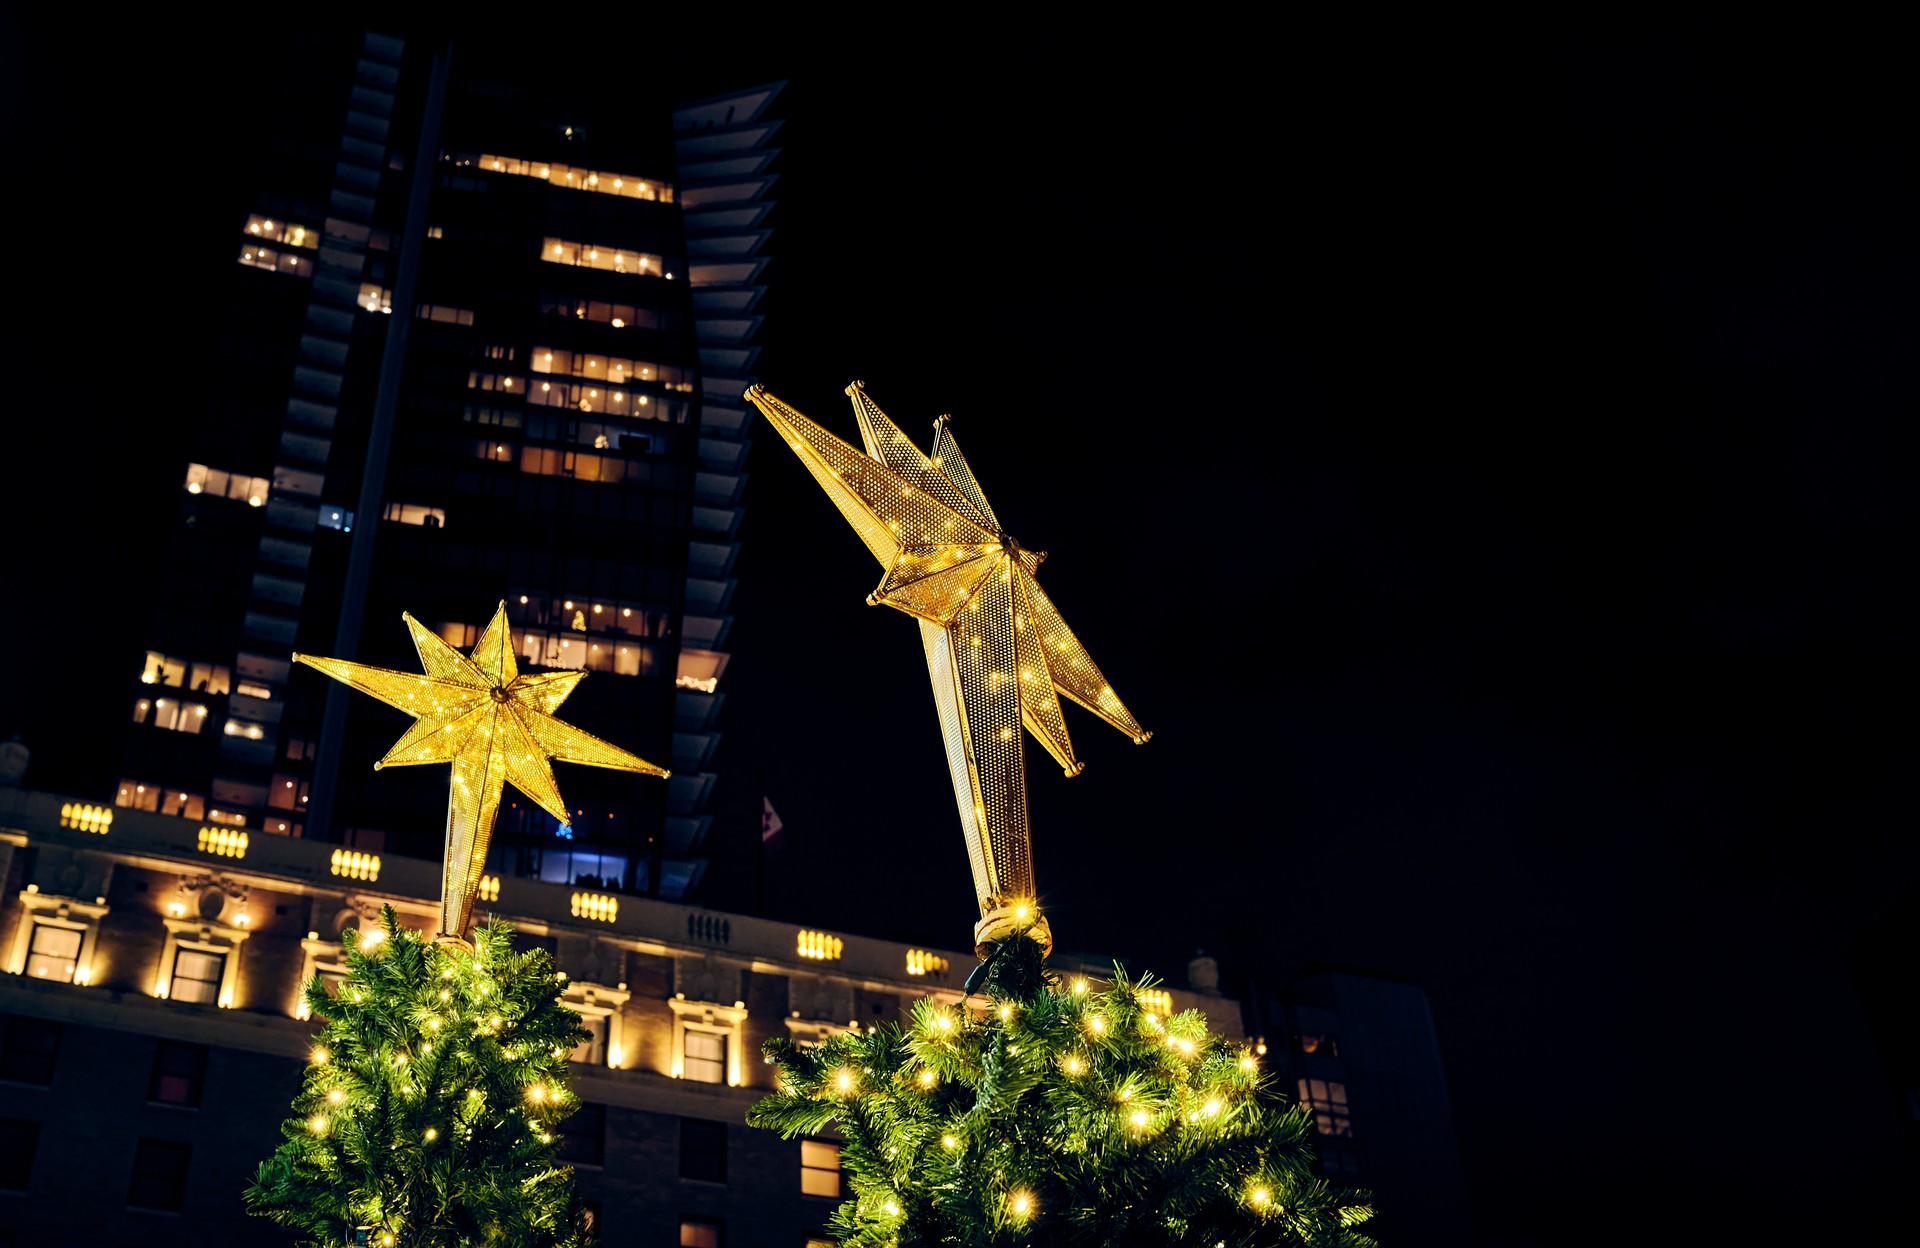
[305,37,452,845]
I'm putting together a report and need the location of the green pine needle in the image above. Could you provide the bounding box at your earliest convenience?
[749,932,1379,1247]
[244,906,594,1247]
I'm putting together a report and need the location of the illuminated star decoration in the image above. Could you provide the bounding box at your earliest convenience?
[743,382,1150,957]
[293,602,668,942]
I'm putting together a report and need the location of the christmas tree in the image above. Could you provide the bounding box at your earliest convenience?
[244,905,595,1247]
[749,927,1378,1247]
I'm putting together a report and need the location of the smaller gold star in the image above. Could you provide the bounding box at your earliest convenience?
[294,601,667,939]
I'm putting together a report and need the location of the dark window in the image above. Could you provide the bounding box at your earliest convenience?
[0,1017,60,1085]
[679,1217,723,1248]
[0,1118,39,1190]
[149,1041,208,1107]
[127,1139,191,1210]
[679,1117,726,1183]
[558,1101,605,1167]
[1318,1146,1363,1181]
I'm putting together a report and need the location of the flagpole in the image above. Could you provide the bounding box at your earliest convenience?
[754,760,766,918]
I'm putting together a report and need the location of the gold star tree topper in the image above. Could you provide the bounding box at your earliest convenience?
[743,382,1150,956]
[293,602,668,942]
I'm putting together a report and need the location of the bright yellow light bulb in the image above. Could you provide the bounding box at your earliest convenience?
[1252,1187,1271,1206]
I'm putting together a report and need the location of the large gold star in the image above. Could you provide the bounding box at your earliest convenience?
[743,382,1149,955]
[293,601,668,941]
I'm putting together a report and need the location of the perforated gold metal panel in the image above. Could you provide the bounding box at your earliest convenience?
[294,601,668,939]
[742,382,1153,953]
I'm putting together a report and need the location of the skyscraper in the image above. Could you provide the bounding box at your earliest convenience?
[111,24,779,903]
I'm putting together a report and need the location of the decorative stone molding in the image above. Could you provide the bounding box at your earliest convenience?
[561,980,631,1068]
[668,995,748,1086]
[156,916,252,1007]
[8,890,110,983]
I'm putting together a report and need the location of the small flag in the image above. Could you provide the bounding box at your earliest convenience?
[761,797,785,852]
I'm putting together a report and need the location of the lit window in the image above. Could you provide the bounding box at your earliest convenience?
[136,698,208,735]
[571,1014,609,1065]
[683,1030,726,1084]
[1297,1078,1353,1138]
[169,949,225,1005]
[24,923,81,982]
[115,775,207,817]
[678,1218,722,1248]
[182,464,269,508]
[267,774,309,812]
[242,214,318,248]
[539,236,668,279]
[237,240,312,277]
[800,1138,841,1198]
[382,501,446,528]
[8,895,107,986]
[456,151,673,202]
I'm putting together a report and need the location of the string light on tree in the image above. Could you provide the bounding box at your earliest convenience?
[245,905,597,1243]
[749,936,1375,1246]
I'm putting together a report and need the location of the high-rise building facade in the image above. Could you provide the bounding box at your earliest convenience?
[111,24,778,903]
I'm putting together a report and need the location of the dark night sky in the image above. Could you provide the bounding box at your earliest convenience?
[5,13,1915,1244]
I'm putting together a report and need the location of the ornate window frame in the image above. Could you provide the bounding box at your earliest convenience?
[292,934,351,1020]
[668,995,747,1086]
[783,1015,859,1050]
[8,889,109,985]
[560,981,630,1068]
[156,918,251,1008]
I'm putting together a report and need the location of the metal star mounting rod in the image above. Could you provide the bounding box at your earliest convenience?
[293,602,669,942]
[743,382,1150,958]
